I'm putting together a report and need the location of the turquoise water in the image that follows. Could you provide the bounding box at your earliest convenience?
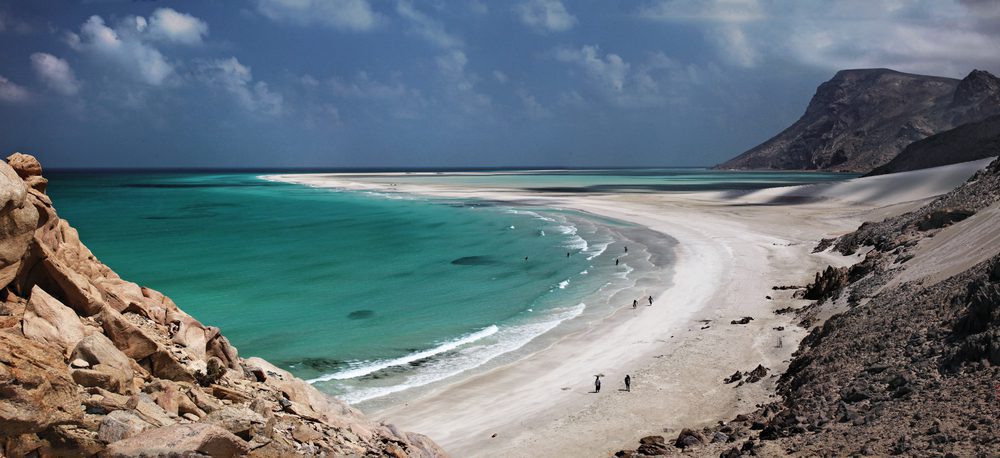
[46,169,853,405]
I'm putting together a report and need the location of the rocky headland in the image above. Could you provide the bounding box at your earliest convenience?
[615,158,1000,456]
[716,69,1000,172]
[0,153,444,457]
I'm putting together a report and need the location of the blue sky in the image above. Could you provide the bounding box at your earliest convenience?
[0,0,998,168]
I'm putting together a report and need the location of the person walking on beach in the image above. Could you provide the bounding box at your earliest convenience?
[625,374,631,392]
[624,246,628,253]
[595,375,601,393]
[648,296,653,306]
[632,299,638,309]
[615,258,619,266]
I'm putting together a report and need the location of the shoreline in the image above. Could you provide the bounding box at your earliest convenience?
[264,160,987,456]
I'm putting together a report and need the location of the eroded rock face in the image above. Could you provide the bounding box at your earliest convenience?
[0,332,83,435]
[5,153,42,178]
[103,423,249,457]
[21,285,85,350]
[0,153,446,457]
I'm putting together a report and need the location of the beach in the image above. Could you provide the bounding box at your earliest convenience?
[267,158,992,456]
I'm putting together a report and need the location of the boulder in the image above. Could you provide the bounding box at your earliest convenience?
[5,153,42,178]
[0,331,83,435]
[41,255,107,316]
[636,435,670,455]
[0,160,39,290]
[103,423,249,457]
[70,365,130,394]
[99,307,158,360]
[203,405,269,441]
[674,428,705,448]
[97,409,152,443]
[21,285,85,350]
[148,349,196,384]
[70,333,134,391]
[244,356,367,430]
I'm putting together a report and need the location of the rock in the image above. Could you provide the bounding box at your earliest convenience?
[636,435,670,455]
[6,153,42,178]
[70,333,134,385]
[130,396,176,427]
[724,371,743,384]
[97,409,152,443]
[202,406,268,441]
[674,428,705,448]
[745,365,769,383]
[70,358,89,369]
[804,265,850,300]
[0,332,83,435]
[71,365,130,394]
[915,208,975,231]
[712,431,730,443]
[103,423,249,457]
[291,423,323,443]
[0,159,38,290]
[731,316,755,325]
[40,254,108,316]
[148,349,196,384]
[195,356,227,387]
[99,307,158,360]
[21,285,85,350]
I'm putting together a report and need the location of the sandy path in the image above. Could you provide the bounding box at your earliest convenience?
[264,160,987,457]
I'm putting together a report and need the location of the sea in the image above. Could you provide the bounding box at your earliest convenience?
[45,168,853,409]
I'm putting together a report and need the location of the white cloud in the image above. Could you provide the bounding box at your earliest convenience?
[436,50,491,112]
[517,89,551,119]
[30,53,81,95]
[636,0,764,23]
[555,46,705,108]
[67,15,174,85]
[396,1,462,48]
[198,57,284,116]
[147,8,209,45]
[493,70,509,84]
[256,0,379,31]
[0,76,29,102]
[556,45,629,93]
[637,0,1000,76]
[329,71,427,119]
[516,0,577,32]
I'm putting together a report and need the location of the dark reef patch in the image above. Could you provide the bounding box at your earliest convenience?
[347,310,376,320]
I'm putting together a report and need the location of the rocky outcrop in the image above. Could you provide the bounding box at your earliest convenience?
[867,114,1000,175]
[716,69,1000,172]
[617,159,1000,456]
[0,154,445,456]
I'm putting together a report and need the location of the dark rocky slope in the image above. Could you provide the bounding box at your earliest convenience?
[0,153,445,457]
[867,114,1000,176]
[716,69,1000,173]
[617,158,1000,456]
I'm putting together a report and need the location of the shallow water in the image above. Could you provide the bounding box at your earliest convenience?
[46,168,852,404]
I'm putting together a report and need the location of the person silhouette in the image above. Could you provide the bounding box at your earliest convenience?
[625,374,631,392]
[595,375,601,393]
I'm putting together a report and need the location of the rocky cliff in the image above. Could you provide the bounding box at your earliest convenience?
[716,69,1000,172]
[617,159,1000,456]
[0,154,445,457]
[866,114,1000,176]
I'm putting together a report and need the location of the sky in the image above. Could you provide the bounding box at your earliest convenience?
[0,0,998,169]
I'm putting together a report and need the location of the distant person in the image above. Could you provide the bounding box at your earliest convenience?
[524,256,528,261]
[567,252,570,258]
[648,296,653,306]
[624,246,628,253]
[632,299,637,309]
[595,376,601,393]
[625,374,631,392]
[615,258,619,266]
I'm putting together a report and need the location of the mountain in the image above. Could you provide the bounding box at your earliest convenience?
[866,114,1000,176]
[716,69,1000,172]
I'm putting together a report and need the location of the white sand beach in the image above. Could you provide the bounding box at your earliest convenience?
[267,158,992,457]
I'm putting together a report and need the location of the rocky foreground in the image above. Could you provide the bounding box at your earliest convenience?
[0,153,444,456]
[617,159,1000,457]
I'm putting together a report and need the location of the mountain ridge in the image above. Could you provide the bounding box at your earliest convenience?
[716,68,1000,172]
